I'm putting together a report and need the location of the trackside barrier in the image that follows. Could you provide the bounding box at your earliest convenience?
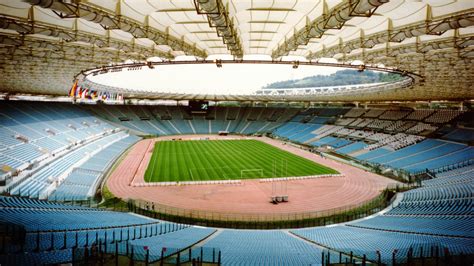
[6,188,391,229]
[134,175,344,186]
[131,190,390,227]
[132,180,242,187]
[259,174,344,182]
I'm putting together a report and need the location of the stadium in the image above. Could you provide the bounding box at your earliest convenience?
[0,0,473,265]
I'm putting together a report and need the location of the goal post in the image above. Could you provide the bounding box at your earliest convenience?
[240,169,264,179]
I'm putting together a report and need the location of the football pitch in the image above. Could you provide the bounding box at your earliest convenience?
[144,139,338,182]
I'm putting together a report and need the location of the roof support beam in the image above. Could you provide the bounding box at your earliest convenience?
[193,0,243,58]
[308,10,474,59]
[0,33,158,63]
[22,0,207,58]
[344,34,474,62]
[0,15,173,59]
[272,0,388,58]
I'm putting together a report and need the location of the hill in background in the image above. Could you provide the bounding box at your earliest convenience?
[263,69,403,89]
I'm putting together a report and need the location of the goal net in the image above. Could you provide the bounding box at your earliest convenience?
[240,169,264,179]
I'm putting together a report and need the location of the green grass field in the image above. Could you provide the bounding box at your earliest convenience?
[144,139,338,182]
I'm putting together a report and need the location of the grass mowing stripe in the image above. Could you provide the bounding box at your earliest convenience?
[190,141,209,181]
[192,141,220,181]
[256,140,335,174]
[229,141,264,178]
[208,141,233,179]
[176,141,186,181]
[221,141,253,179]
[191,141,215,181]
[145,139,338,182]
[236,140,318,178]
[236,140,329,177]
[186,142,200,181]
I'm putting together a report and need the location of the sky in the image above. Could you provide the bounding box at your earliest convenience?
[89,61,340,95]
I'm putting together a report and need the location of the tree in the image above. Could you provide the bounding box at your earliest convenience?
[263,70,403,89]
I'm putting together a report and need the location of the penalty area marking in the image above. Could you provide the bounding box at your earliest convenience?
[240,168,264,179]
[189,169,194,181]
[147,150,159,183]
[189,166,235,181]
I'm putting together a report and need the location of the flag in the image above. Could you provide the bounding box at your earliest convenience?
[75,86,81,97]
[68,80,78,97]
[81,88,88,99]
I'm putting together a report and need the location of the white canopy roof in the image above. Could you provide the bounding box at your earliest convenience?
[0,0,473,101]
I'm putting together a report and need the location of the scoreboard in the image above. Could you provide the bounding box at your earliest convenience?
[188,100,209,114]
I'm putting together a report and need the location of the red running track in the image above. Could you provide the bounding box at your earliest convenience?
[106,135,397,220]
